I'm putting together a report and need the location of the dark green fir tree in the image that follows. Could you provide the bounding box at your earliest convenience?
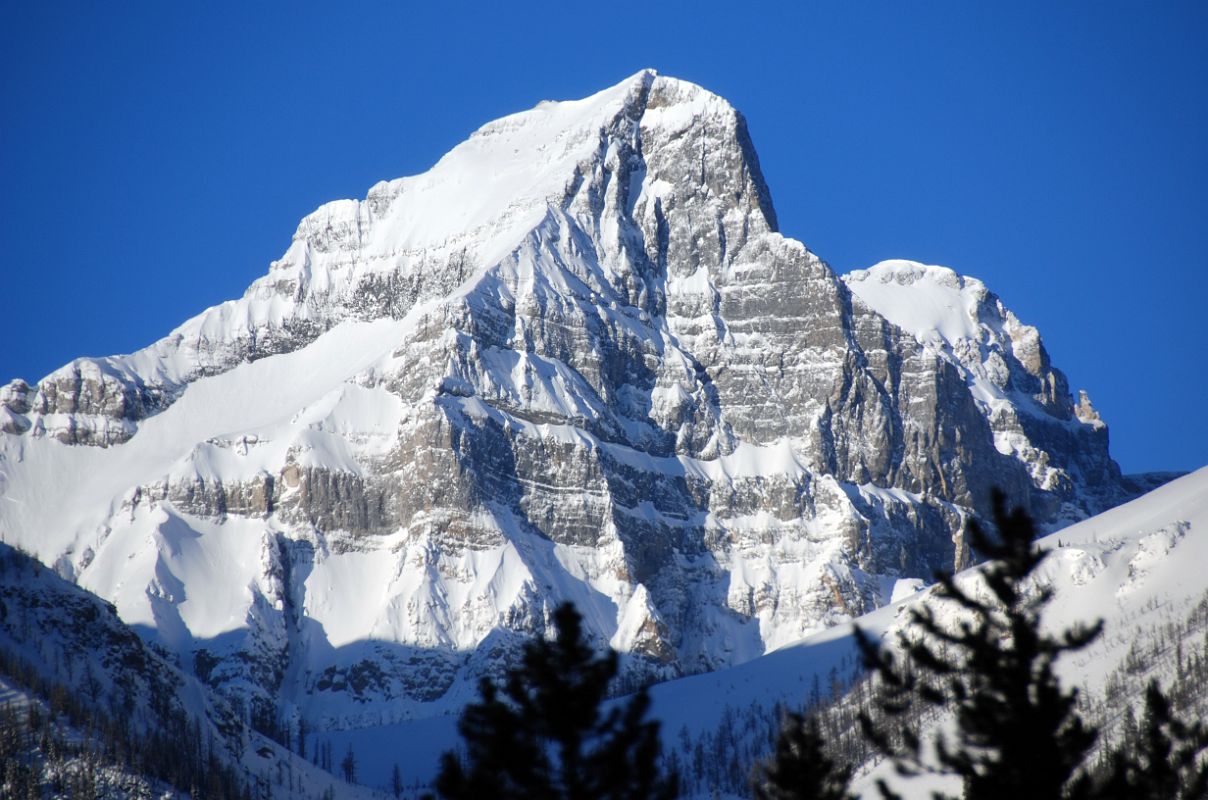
[1098,679,1208,800]
[432,602,678,800]
[753,710,854,800]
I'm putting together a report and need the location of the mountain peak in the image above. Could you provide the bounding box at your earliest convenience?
[278,69,770,277]
[2,72,1135,746]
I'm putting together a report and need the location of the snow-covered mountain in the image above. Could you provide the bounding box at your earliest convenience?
[0,70,1152,744]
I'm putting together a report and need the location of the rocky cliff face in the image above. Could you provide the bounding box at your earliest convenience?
[0,71,1135,732]
[844,261,1123,522]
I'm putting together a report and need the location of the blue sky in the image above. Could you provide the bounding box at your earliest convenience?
[2,2,1205,474]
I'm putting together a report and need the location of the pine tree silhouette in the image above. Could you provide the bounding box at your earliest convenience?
[855,490,1101,800]
[339,742,357,784]
[753,710,854,800]
[1098,679,1208,800]
[432,602,678,800]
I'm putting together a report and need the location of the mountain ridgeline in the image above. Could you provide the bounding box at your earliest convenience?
[0,71,1146,739]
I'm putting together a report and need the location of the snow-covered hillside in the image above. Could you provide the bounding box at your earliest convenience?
[0,542,377,800]
[0,70,1161,781]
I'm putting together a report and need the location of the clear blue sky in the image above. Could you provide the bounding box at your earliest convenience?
[2,2,1205,474]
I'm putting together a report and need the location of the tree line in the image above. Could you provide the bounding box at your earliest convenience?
[0,633,252,799]
[0,544,250,800]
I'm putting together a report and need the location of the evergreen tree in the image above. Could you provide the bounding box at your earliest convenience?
[752,710,854,800]
[297,716,308,757]
[1098,680,1208,800]
[855,491,1101,800]
[432,602,678,800]
[1120,704,1140,754]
